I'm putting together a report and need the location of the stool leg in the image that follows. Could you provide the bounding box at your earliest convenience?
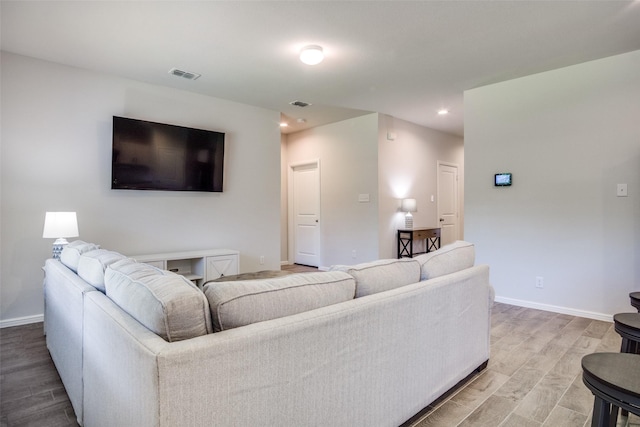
[620,337,630,353]
[609,405,619,426]
[592,396,611,427]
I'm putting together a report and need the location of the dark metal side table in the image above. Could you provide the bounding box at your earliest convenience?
[581,352,640,427]
[630,292,640,312]
[397,228,441,258]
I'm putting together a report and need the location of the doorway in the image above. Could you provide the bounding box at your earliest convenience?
[288,160,320,267]
[437,161,459,245]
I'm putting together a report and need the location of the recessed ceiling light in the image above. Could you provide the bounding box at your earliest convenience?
[437,109,449,115]
[280,122,288,127]
[299,45,324,65]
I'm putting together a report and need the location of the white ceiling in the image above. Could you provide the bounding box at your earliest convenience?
[2,1,640,136]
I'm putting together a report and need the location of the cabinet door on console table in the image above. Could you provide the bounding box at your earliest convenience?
[205,255,239,281]
[131,249,239,288]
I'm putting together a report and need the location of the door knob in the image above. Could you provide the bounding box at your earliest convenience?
[439,218,444,222]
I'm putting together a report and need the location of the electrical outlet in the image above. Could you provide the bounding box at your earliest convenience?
[536,276,544,288]
[259,256,265,265]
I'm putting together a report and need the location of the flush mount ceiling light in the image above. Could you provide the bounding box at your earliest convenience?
[299,45,324,65]
[437,109,449,115]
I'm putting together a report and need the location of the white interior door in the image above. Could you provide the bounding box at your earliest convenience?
[437,162,459,245]
[290,161,320,267]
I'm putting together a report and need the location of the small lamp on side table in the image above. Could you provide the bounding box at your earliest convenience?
[401,198,417,229]
[43,212,79,259]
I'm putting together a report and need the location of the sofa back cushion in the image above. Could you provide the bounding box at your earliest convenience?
[60,240,100,272]
[77,249,127,292]
[415,240,475,280]
[104,259,212,342]
[330,258,420,298]
[203,271,355,332]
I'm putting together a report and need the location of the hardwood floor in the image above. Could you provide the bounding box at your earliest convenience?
[280,263,319,273]
[0,323,77,426]
[1,273,637,426]
[411,303,639,427]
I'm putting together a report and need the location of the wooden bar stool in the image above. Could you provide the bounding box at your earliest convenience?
[630,292,640,312]
[613,313,640,354]
[613,313,640,419]
[582,352,640,427]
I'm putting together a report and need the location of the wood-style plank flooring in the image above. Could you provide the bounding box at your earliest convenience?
[1,266,638,426]
[411,303,639,427]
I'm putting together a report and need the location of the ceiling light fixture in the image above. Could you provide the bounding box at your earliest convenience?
[169,68,201,80]
[280,122,288,127]
[290,100,311,107]
[437,109,449,115]
[299,45,324,65]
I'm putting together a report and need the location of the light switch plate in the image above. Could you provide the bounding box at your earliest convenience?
[617,183,628,197]
[358,193,370,203]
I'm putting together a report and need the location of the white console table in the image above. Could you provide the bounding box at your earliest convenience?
[131,249,239,288]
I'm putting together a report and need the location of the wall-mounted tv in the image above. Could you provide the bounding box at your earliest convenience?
[111,116,225,192]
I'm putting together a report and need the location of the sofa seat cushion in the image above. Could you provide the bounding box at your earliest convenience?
[77,249,127,292]
[203,271,355,332]
[330,258,420,297]
[60,240,100,272]
[104,259,212,342]
[415,240,475,280]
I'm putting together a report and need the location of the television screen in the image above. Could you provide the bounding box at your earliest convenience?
[111,116,224,192]
[494,173,512,186]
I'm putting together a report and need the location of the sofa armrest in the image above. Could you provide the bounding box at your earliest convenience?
[44,259,99,425]
[83,292,169,427]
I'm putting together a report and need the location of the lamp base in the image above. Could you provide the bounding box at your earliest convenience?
[52,238,69,260]
[404,213,413,230]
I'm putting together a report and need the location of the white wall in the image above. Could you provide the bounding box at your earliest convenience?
[1,52,282,325]
[285,114,380,268]
[465,50,640,319]
[283,113,464,266]
[377,115,464,259]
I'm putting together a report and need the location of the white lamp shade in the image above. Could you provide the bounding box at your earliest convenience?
[43,212,79,238]
[300,45,324,65]
[401,198,417,213]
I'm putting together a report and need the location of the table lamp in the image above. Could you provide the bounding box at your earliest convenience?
[43,212,79,259]
[401,198,417,229]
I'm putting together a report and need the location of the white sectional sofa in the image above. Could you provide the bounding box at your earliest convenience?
[44,240,493,427]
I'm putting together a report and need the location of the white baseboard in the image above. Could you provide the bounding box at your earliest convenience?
[0,314,44,329]
[494,296,613,323]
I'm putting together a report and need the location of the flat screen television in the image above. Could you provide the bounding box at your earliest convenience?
[111,116,225,192]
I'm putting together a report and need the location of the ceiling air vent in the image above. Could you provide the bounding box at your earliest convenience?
[169,68,201,80]
[289,100,311,107]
